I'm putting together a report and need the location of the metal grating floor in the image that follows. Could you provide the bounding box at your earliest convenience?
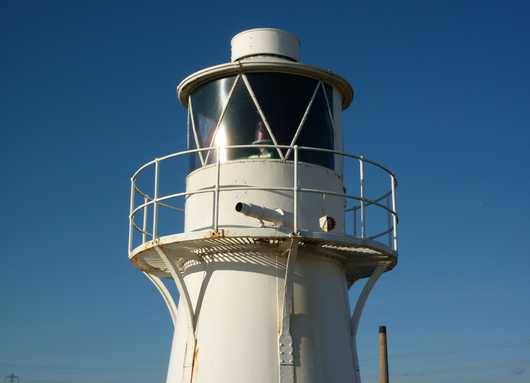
[130,231,397,284]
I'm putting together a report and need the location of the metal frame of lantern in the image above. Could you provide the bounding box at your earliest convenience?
[177,61,354,108]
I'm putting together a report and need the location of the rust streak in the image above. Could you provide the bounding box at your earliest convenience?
[191,344,199,381]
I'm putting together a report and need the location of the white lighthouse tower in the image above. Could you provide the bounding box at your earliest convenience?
[128,28,399,383]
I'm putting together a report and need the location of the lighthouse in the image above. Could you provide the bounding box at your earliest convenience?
[128,28,399,383]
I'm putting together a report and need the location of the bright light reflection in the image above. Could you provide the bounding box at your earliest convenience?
[215,125,228,163]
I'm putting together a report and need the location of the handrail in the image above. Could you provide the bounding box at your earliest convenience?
[345,190,392,213]
[130,145,397,181]
[132,147,394,211]
[128,144,399,254]
[366,227,393,241]
[296,145,397,180]
[131,220,152,240]
[133,183,151,201]
[129,189,216,218]
[299,188,397,217]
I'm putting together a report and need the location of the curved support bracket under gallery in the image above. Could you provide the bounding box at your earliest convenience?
[142,271,179,328]
[350,263,387,383]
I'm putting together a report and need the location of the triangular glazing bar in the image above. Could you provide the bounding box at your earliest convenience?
[188,96,205,166]
[321,83,335,130]
[285,81,322,160]
[186,103,190,154]
[204,74,242,165]
[241,74,285,160]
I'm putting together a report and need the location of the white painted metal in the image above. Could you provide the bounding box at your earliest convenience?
[155,246,196,334]
[162,248,356,383]
[231,28,300,62]
[278,239,299,383]
[213,150,221,232]
[235,202,290,227]
[142,196,148,244]
[386,195,392,248]
[177,62,353,109]
[350,264,386,383]
[184,159,344,234]
[153,160,160,239]
[129,147,398,383]
[293,146,299,234]
[390,175,398,251]
[128,29,399,383]
[186,63,339,176]
[155,246,197,383]
[359,156,366,239]
[128,180,134,252]
[128,144,398,253]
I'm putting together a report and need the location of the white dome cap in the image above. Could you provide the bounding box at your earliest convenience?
[231,28,300,62]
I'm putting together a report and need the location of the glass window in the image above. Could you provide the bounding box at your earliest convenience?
[248,73,334,168]
[189,76,236,168]
[216,79,279,162]
[188,73,335,171]
[247,73,317,150]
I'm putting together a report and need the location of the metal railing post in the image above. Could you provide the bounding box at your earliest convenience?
[390,174,398,251]
[386,195,392,248]
[214,148,221,231]
[353,208,357,238]
[359,156,366,239]
[142,196,148,244]
[128,179,135,253]
[293,145,299,234]
[153,160,160,240]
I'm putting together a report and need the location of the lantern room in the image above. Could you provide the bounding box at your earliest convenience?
[177,28,353,175]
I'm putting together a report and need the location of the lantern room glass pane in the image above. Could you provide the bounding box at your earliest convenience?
[191,76,236,147]
[212,79,277,164]
[246,73,317,149]
[248,73,334,168]
[189,76,236,169]
[294,85,334,169]
[187,73,335,171]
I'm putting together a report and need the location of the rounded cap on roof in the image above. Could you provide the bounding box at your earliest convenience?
[231,28,300,62]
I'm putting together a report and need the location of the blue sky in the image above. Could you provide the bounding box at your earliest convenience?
[1,0,529,382]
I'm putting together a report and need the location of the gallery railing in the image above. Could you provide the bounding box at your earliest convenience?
[128,144,398,255]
